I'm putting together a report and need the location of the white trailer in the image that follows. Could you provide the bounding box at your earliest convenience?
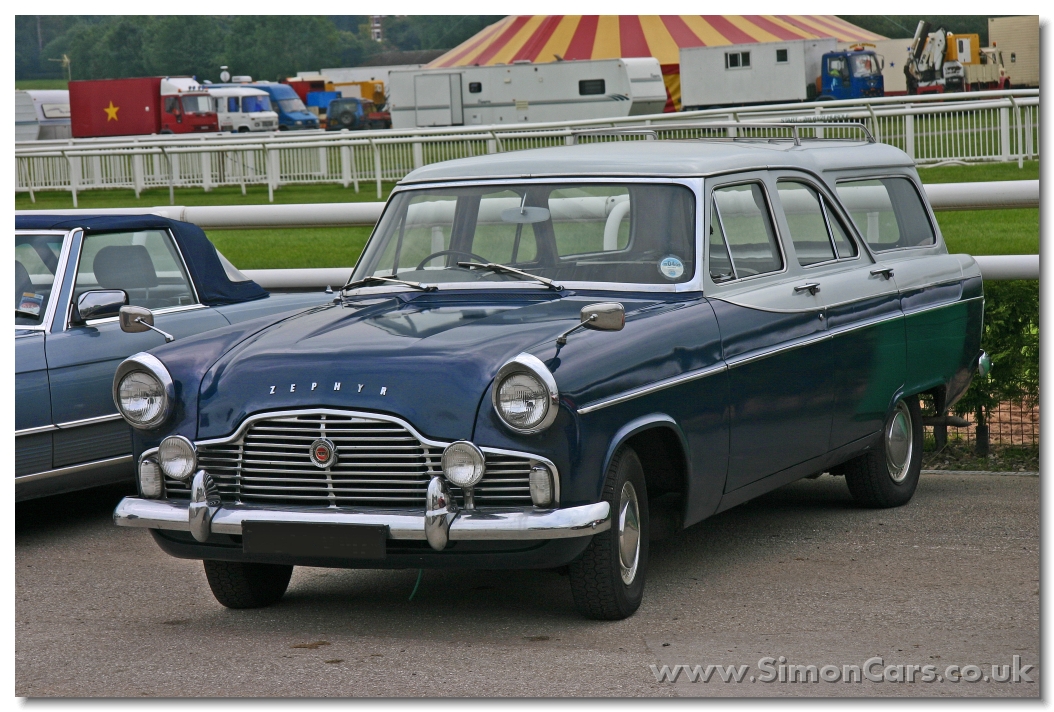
[680,38,836,109]
[988,16,1039,87]
[15,90,71,141]
[387,57,667,129]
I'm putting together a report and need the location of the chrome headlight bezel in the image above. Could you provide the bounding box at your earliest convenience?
[158,435,198,482]
[112,352,175,430]
[491,353,560,435]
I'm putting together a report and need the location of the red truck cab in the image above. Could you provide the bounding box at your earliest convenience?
[70,76,218,138]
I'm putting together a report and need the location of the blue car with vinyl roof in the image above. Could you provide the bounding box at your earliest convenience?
[109,124,987,619]
[14,214,330,501]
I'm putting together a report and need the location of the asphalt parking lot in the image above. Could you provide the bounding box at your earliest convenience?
[16,472,1039,697]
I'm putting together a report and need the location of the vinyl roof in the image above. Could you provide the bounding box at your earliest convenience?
[399,139,913,184]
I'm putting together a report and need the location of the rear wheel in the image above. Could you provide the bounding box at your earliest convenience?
[569,446,649,620]
[203,560,293,609]
[840,396,923,508]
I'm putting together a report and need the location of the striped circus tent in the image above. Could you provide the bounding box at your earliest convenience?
[427,16,885,110]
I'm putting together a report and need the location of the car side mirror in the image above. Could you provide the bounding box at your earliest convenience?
[72,290,128,325]
[556,302,625,345]
[120,305,176,343]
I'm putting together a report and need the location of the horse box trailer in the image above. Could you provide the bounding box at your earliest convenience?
[387,57,667,129]
[69,77,217,138]
[680,39,837,109]
[15,90,71,141]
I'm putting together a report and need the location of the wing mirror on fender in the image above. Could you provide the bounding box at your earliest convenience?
[556,302,625,345]
[119,306,175,343]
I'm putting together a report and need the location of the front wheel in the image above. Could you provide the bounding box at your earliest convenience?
[839,396,923,508]
[203,560,293,609]
[569,446,649,620]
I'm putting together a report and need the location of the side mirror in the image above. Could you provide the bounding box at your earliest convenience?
[119,305,154,333]
[556,302,625,345]
[73,290,128,325]
[120,306,176,343]
[580,302,625,332]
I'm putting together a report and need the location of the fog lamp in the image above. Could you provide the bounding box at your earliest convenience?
[442,441,485,488]
[158,436,197,482]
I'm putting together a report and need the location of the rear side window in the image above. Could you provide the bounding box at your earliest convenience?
[777,181,858,266]
[710,183,783,279]
[836,177,936,252]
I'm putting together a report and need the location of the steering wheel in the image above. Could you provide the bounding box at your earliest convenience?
[415,249,491,271]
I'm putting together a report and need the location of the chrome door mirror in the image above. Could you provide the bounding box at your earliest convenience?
[119,305,153,333]
[120,305,175,343]
[73,290,127,325]
[581,302,625,332]
[556,302,625,345]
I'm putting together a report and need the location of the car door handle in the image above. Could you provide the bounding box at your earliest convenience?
[793,282,821,295]
[870,267,895,279]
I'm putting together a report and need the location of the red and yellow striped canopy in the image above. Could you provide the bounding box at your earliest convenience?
[427,16,885,110]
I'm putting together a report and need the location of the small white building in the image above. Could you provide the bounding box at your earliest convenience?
[387,57,667,129]
[15,90,71,141]
[680,39,836,109]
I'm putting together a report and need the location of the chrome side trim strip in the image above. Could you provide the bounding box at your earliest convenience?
[57,413,125,429]
[15,424,58,437]
[726,331,832,369]
[113,497,611,541]
[15,455,133,484]
[826,310,903,338]
[577,363,727,415]
[902,294,982,318]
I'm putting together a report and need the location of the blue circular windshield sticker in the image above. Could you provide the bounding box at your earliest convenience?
[659,256,685,280]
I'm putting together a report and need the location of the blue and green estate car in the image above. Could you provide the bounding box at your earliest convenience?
[112,128,986,619]
[15,214,330,501]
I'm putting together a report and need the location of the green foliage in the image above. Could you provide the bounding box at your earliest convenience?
[838,15,992,43]
[379,16,503,52]
[225,16,344,83]
[954,280,1039,425]
[142,16,227,79]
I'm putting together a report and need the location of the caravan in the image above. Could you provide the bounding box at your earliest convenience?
[15,90,71,141]
[388,58,666,129]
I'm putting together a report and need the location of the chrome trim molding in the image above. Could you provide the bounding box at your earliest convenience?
[16,455,133,484]
[901,293,981,317]
[15,424,58,437]
[58,412,125,430]
[113,497,611,542]
[725,331,832,369]
[577,363,727,415]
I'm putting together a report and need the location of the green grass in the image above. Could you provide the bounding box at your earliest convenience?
[16,79,69,90]
[15,161,1038,270]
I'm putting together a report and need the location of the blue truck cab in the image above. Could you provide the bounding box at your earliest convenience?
[252,82,319,131]
[820,49,884,101]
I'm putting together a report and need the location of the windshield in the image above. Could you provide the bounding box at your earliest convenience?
[278,97,307,113]
[16,233,64,327]
[851,53,881,77]
[352,183,697,287]
[242,95,272,113]
[180,95,212,113]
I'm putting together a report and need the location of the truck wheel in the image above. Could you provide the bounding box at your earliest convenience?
[838,396,923,508]
[202,560,293,609]
[568,446,649,620]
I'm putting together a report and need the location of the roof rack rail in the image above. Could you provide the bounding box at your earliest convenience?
[570,128,658,144]
[649,120,875,146]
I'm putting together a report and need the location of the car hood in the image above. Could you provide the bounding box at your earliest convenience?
[196,290,663,441]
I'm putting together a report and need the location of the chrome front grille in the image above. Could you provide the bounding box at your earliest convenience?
[165,412,534,507]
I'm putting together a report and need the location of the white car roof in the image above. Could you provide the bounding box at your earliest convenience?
[206,86,269,98]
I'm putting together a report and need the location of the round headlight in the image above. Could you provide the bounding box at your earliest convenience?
[158,436,197,482]
[113,353,174,430]
[441,441,485,488]
[492,353,559,434]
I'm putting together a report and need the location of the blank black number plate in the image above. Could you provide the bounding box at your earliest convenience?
[242,522,387,559]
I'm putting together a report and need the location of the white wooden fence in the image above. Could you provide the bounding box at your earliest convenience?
[15,90,1039,205]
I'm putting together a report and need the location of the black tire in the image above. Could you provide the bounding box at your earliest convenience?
[569,446,649,620]
[202,560,293,609]
[840,396,923,508]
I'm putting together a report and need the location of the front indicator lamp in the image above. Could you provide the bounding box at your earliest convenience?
[139,457,163,499]
[529,465,554,508]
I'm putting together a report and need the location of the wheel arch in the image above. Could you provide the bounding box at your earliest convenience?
[602,414,690,528]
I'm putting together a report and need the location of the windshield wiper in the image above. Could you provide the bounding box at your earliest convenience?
[457,262,564,291]
[341,275,437,292]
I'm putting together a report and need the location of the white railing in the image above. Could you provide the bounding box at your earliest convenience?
[15,91,1039,205]
[17,180,1038,283]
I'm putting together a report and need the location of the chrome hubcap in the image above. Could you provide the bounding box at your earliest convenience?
[618,482,641,585]
[885,401,914,483]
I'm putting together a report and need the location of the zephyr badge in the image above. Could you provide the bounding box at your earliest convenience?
[309,438,338,469]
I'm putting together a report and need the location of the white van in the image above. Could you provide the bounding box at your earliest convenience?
[15,90,71,141]
[206,86,279,132]
[388,57,667,129]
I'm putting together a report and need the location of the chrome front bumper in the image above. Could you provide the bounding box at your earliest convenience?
[114,475,610,552]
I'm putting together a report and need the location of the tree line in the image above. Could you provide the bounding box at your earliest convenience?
[15,16,502,83]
